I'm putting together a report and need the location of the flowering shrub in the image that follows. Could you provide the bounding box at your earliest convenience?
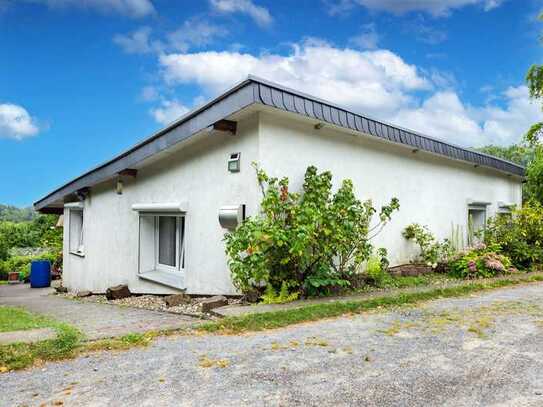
[402,223,454,268]
[485,201,543,269]
[224,164,399,299]
[449,243,513,279]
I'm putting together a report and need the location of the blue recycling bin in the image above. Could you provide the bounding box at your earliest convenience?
[30,260,51,288]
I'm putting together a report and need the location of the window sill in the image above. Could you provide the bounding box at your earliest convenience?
[69,251,85,258]
[138,270,185,290]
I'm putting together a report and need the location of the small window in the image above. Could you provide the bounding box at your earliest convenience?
[497,203,514,219]
[154,215,185,272]
[69,209,84,255]
[468,206,486,246]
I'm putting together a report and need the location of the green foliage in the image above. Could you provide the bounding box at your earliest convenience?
[224,164,399,299]
[521,18,543,204]
[525,146,543,204]
[0,210,62,280]
[402,223,453,267]
[0,205,35,223]
[476,144,534,167]
[0,251,59,280]
[485,201,543,269]
[261,281,300,304]
[449,243,513,279]
[364,248,391,287]
[0,214,62,251]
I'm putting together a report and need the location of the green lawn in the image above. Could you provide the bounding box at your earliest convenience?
[0,306,56,332]
[0,306,81,371]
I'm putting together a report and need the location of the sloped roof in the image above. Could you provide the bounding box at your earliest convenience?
[34,75,525,212]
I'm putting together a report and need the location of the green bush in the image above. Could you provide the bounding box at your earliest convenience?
[485,201,543,269]
[402,223,453,268]
[449,243,514,279]
[365,249,390,287]
[0,251,60,280]
[224,164,399,299]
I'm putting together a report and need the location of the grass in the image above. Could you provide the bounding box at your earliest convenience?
[381,299,542,339]
[0,306,82,372]
[0,306,57,332]
[198,273,543,334]
[83,332,158,353]
[354,272,456,292]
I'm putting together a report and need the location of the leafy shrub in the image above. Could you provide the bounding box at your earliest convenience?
[0,251,60,280]
[402,223,454,268]
[365,248,390,287]
[224,164,399,299]
[485,201,543,269]
[449,243,513,279]
[261,281,300,304]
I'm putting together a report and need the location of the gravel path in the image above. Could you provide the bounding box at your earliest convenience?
[3,282,543,406]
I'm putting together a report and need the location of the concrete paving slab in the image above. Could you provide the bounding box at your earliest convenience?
[0,284,200,340]
[0,328,56,345]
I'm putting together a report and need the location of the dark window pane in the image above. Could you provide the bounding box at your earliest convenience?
[158,216,176,267]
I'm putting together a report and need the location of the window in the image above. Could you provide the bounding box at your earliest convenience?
[467,206,486,246]
[134,203,187,289]
[497,202,514,219]
[69,209,84,255]
[155,215,185,271]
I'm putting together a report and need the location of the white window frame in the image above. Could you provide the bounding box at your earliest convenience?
[68,208,85,257]
[153,215,185,273]
[132,203,188,289]
[467,204,488,246]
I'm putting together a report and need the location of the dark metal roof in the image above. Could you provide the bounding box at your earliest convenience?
[250,76,525,178]
[34,75,525,211]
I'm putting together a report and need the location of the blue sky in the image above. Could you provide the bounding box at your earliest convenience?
[1,0,543,206]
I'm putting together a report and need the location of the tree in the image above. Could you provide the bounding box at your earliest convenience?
[523,14,543,203]
[476,144,534,167]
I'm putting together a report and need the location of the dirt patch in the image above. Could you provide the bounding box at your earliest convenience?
[381,300,543,339]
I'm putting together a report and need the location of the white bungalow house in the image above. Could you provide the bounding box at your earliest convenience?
[34,76,524,295]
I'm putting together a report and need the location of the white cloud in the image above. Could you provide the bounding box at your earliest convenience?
[113,26,162,54]
[348,23,380,49]
[167,17,228,52]
[478,86,541,146]
[392,91,484,146]
[159,41,430,117]
[210,0,272,26]
[155,39,538,147]
[0,103,40,140]
[114,19,227,55]
[392,86,541,146]
[326,0,504,17]
[149,100,189,125]
[27,0,155,18]
[140,85,159,101]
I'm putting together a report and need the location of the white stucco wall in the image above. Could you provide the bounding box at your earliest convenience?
[63,114,261,295]
[63,108,522,295]
[257,111,522,266]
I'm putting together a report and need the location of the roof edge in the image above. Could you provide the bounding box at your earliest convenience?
[35,75,525,210]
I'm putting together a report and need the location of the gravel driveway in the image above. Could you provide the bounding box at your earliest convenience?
[3,282,543,407]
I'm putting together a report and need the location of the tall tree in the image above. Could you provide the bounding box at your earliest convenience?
[523,14,543,203]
